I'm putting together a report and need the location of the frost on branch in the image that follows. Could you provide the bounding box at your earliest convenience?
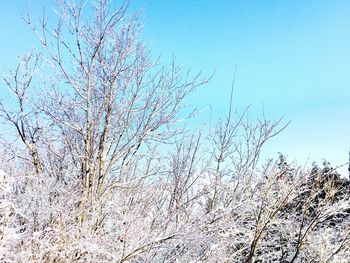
[0,0,349,262]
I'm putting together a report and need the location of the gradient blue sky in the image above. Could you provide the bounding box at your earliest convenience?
[1,1,350,174]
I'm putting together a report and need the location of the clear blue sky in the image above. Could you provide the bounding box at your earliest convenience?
[1,0,350,174]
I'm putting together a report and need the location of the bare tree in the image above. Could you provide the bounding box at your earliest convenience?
[0,53,43,174]
[2,0,207,207]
